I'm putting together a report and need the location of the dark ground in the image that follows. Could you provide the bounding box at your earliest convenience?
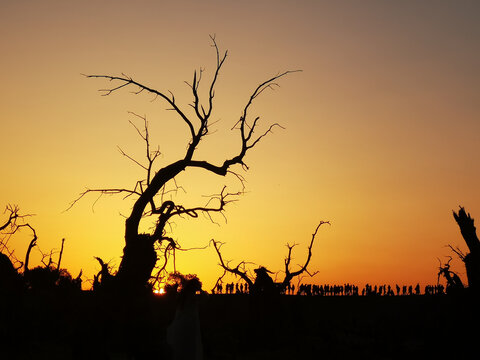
[200,293,479,359]
[1,291,478,359]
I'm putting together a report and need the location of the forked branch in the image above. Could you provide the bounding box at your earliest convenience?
[282,221,330,287]
[0,205,33,233]
[84,73,196,139]
[23,223,38,272]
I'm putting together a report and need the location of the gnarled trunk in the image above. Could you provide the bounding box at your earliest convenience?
[114,161,186,292]
[115,234,157,292]
[453,207,480,291]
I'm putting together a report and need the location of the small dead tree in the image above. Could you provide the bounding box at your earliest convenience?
[210,239,255,292]
[453,206,480,291]
[23,235,82,292]
[282,221,329,289]
[70,36,300,293]
[1,205,82,292]
[437,256,464,294]
[0,205,28,293]
[0,204,35,270]
[211,221,329,294]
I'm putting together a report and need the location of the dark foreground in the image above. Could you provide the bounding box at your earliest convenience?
[1,291,478,359]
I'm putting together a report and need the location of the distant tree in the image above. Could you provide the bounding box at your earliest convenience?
[0,206,25,294]
[0,204,82,294]
[281,221,329,289]
[164,272,202,295]
[211,221,329,294]
[0,204,34,270]
[70,36,300,293]
[23,237,82,293]
[437,256,464,294]
[452,206,480,292]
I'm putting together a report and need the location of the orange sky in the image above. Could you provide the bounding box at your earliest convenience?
[1,1,479,291]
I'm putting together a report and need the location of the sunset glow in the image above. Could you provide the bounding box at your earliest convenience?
[154,288,165,295]
[1,1,479,292]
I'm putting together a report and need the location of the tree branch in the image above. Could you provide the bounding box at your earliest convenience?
[57,238,65,271]
[210,239,254,288]
[187,68,298,176]
[0,205,33,233]
[84,73,197,140]
[168,186,241,224]
[65,187,143,212]
[23,224,37,273]
[282,221,330,287]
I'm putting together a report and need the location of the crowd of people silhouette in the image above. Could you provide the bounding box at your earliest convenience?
[212,281,448,296]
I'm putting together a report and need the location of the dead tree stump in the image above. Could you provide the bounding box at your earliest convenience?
[453,207,480,292]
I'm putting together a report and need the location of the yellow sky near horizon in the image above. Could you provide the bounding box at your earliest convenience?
[1,0,479,291]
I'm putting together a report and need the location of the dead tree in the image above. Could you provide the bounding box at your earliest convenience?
[0,205,37,273]
[93,257,115,292]
[210,238,254,291]
[251,266,277,295]
[211,221,329,294]
[282,221,329,290]
[0,205,26,294]
[23,235,82,292]
[437,256,464,294]
[1,206,82,293]
[453,206,480,291]
[0,204,34,269]
[70,36,300,293]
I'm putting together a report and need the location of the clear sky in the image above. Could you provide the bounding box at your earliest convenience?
[1,0,479,291]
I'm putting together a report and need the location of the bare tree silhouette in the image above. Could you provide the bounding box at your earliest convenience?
[210,239,254,291]
[281,221,329,290]
[0,204,35,273]
[0,204,82,294]
[437,256,464,294]
[453,206,480,292]
[211,221,329,293]
[69,36,300,293]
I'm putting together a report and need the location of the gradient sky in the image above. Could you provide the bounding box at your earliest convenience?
[1,0,479,291]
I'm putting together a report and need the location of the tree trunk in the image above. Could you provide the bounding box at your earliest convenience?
[453,207,480,291]
[115,234,157,293]
[114,161,186,293]
[464,252,480,291]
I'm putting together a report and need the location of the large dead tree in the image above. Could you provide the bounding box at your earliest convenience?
[71,37,299,293]
[453,206,480,292]
[211,221,329,294]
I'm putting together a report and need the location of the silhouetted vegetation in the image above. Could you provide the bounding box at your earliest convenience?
[437,256,464,294]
